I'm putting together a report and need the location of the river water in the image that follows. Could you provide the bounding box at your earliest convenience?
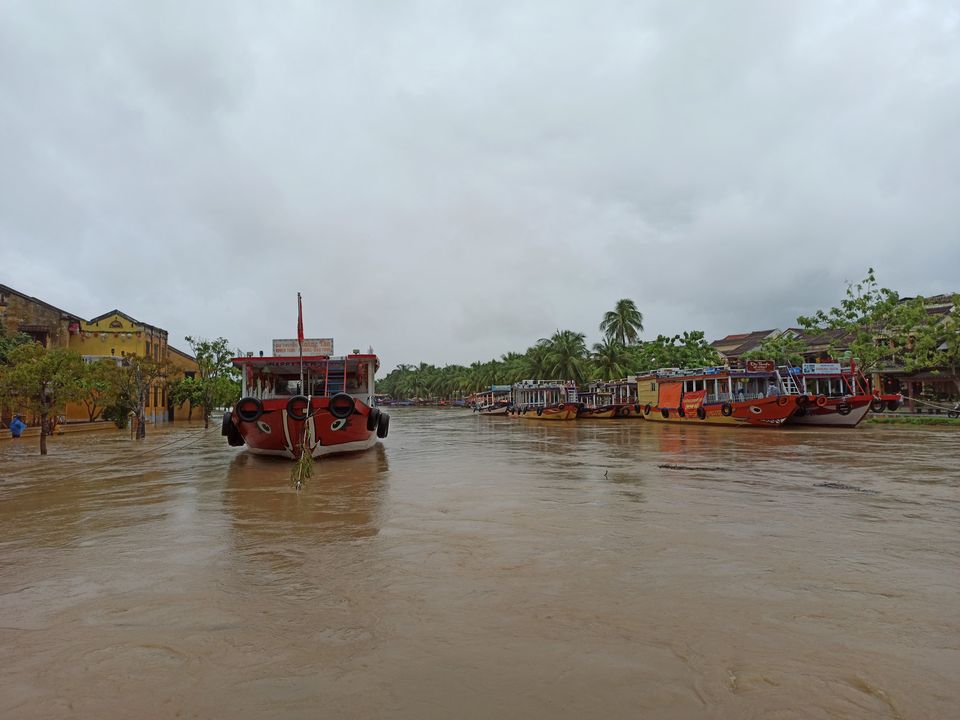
[1,409,957,719]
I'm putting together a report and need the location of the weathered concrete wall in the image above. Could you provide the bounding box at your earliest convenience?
[0,286,78,349]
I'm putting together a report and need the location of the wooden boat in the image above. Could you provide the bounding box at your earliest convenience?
[510,380,579,421]
[578,405,619,419]
[608,377,643,418]
[223,350,388,459]
[577,383,619,418]
[787,361,902,427]
[472,385,512,416]
[636,365,800,427]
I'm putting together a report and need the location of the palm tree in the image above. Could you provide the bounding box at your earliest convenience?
[540,329,589,382]
[592,338,630,381]
[522,343,551,380]
[600,299,644,346]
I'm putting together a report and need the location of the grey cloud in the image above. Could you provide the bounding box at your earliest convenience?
[1,0,958,370]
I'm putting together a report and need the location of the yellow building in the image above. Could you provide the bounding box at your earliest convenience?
[65,310,198,425]
[168,345,202,421]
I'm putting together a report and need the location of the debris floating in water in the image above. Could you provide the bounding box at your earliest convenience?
[658,464,725,472]
[814,481,876,493]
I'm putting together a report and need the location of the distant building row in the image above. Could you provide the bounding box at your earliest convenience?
[0,283,200,424]
[711,294,958,403]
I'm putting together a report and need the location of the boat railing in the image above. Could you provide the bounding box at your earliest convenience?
[704,391,765,403]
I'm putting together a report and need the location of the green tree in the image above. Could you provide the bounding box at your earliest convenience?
[797,268,901,374]
[185,336,241,428]
[0,343,86,455]
[104,354,174,439]
[632,331,721,370]
[889,293,960,395]
[741,333,807,368]
[0,325,33,365]
[168,376,204,420]
[540,329,589,382]
[592,338,630,381]
[600,299,644,346]
[77,358,118,422]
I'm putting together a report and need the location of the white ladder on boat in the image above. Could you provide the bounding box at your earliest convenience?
[779,368,802,395]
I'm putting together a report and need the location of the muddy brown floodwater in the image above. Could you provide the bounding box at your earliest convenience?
[1,409,958,719]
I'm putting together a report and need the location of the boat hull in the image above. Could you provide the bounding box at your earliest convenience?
[477,406,510,416]
[578,405,619,419]
[514,404,578,421]
[786,396,872,427]
[228,397,380,459]
[641,395,799,427]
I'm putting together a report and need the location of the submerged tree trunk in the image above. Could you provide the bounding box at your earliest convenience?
[39,413,48,456]
[136,403,146,440]
[203,405,210,429]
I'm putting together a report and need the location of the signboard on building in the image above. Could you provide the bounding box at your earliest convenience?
[272,338,334,357]
[802,362,842,375]
[745,360,775,372]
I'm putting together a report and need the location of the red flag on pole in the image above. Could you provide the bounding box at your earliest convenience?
[297,293,304,346]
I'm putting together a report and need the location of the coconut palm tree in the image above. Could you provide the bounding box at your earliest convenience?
[600,299,644,346]
[540,330,589,382]
[592,338,630,381]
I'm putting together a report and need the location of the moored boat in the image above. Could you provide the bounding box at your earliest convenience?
[510,380,579,420]
[223,346,388,459]
[472,385,512,416]
[787,361,902,427]
[577,383,619,418]
[636,365,800,427]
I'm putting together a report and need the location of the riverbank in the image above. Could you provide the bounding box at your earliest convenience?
[868,414,958,425]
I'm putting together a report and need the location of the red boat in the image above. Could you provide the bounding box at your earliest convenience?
[787,361,902,427]
[222,350,388,459]
[636,365,800,427]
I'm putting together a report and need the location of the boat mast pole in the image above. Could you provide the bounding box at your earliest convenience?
[297,292,305,392]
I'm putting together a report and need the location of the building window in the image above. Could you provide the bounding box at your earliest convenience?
[146,341,151,357]
[145,389,150,408]
[154,386,159,408]
[185,371,195,380]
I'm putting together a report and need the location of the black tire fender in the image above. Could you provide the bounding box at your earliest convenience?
[226,424,245,447]
[677,406,685,417]
[367,406,382,431]
[870,398,885,413]
[536,407,543,417]
[644,404,651,416]
[721,402,733,417]
[837,402,852,416]
[328,393,355,419]
[287,395,310,421]
[696,406,706,420]
[376,412,390,438]
[236,397,263,423]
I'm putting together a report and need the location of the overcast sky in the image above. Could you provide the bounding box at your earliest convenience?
[1,1,958,370]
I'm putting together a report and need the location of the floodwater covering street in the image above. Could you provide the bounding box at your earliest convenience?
[1,409,958,719]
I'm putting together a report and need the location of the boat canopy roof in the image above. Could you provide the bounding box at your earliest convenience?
[637,365,778,381]
[231,354,379,374]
